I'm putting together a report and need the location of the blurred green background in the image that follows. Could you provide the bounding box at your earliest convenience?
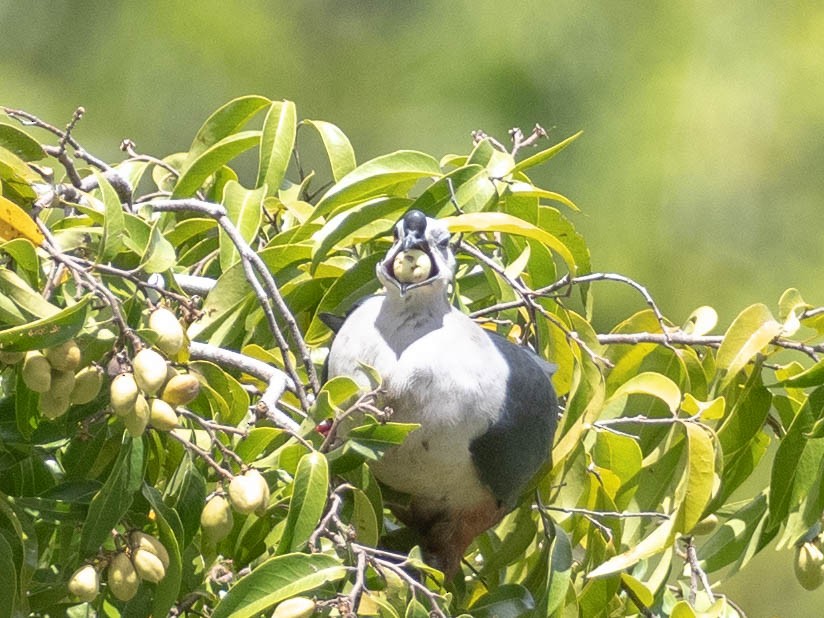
[2,2,821,615]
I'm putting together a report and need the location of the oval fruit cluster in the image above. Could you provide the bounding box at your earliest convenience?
[199,470,270,544]
[11,339,105,419]
[108,531,171,601]
[795,540,824,590]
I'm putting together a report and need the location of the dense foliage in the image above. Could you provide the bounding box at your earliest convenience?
[0,97,823,617]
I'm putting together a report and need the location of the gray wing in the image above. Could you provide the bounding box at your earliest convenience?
[469,332,558,507]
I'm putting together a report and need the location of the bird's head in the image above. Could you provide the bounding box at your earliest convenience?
[377,209,455,297]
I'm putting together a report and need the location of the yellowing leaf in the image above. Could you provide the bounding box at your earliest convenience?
[677,421,715,533]
[682,305,718,336]
[682,394,725,421]
[608,372,681,414]
[0,194,44,245]
[587,514,676,578]
[441,211,577,274]
[716,303,781,391]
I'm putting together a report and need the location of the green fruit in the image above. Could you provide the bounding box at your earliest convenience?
[50,368,76,396]
[392,249,432,284]
[273,597,317,618]
[795,541,824,590]
[68,563,99,602]
[108,552,139,601]
[149,307,185,356]
[39,389,71,419]
[71,366,104,405]
[690,514,719,536]
[45,339,82,371]
[132,547,166,583]
[200,495,234,543]
[132,348,168,395]
[161,373,201,406]
[123,394,149,437]
[0,350,24,364]
[228,469,269,515]
[22,351,52,393]
[149,398,178,430]
[110,373,139,416]
[130,531,170,570]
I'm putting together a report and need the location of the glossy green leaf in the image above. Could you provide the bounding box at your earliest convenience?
[676,421,715,533]
[698,493,768,574]
[211,553,346,618]
[607,372,682,414]
[480,505,536,575]
[775,358,824,389]
[302,119,356,182]
[546,524,573,615]
[276,451,329,554]
[140,220,177,273]
[0,123,44,161]
[235,427,284,463]
[310,196,410,270]
[79,435,144,556]
[96,170,127,262]
[716,303,781,391]
[409,165,496,218]
[670,601,698,618]
[186,95,270,161]
[173,130,261,198]
[469,584,535,618]
[505,181,579,211]
[0,295,90,352]
[0,145,38,201]
[257,100,296,195]
[0,268,57,319]
[349,487,380,547]
[314,150,442,220]
[311,375,362,421]
[508,131,582,174]
[219,181,265,270]
[442,211,577,274]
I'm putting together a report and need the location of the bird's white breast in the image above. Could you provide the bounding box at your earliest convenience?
[327,296,509,511]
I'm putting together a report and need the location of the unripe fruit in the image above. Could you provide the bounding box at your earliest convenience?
[71,366,105,404]
[123,394,150,438]
[68,563,99,602]
[392,249,432,284]
[130,531,170,569]
[110,373,139,416]
[132,547,166,583]
[0,350,24,364]
[690,514,719,536]
[228,469,269,515]
[22,351,52,393]
[161,373,201,406]
[50,368,76,396]
[149,307,185,356]
[132,348,168,395]
[795,541,824,590]
[200,495,234,543]
[39,389,71,419]
[45,339,82,371]
[108,552,139,601]
[273,596,317,618]
[149,398,178,430]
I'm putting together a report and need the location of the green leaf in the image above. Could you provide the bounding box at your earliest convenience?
[768,386,824,529]
[505,181,579,211]
[676,421,715,533]
[546,524,573,615]
[508,131,582,174]
[0,295,90,352]
[698,493,768,574]
[257,100,297,195]
[607,372,682,414]
[211,553,346,618]
[140,220,177,274]
[715,303,782,391]
[186,95,270,161]
[348,487,379,547]
[587,514,676,579]
[313,150,442,220]
[79,434,144,556]
[219,181,265,270]
[775,358,824,389]
[442,211,577,274]
[173,130,261,198]
[276,451,329,554]
[302,119,357,182]
[0,268,58,319]
[0,123,45,161]
[235,427,284,463]
[0,145,39,201]
[469,584,535,618]
[0,534,17,617]
[96,171,127,262]
[310,196,411,271]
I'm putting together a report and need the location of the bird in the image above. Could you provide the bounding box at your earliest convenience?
[325,209,559,577]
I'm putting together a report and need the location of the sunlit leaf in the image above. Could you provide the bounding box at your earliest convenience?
[676,421,715,533]
[302,119,357,182]
[186,94,269,161]
[173,130,261,198]
[0,295,90,352]
[257,100,296,195]
[716,303,781,391]
[276,451,329,554]
[219,181,265,270]
[508,131,582,174]
[0,194,43,245]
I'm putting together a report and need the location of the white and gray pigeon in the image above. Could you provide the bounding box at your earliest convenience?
[326,209,558,577]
